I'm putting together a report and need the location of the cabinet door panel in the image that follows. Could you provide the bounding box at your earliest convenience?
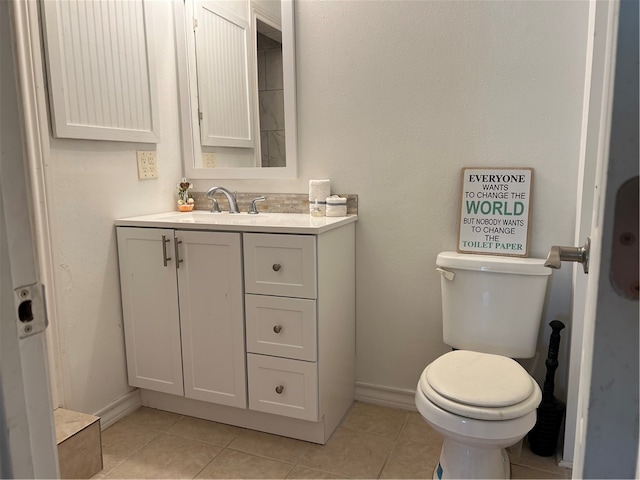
[116,228,183,395]
[177,230,246,408]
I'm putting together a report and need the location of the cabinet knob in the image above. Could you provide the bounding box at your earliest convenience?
[275,385,284,394]
[272,263,282,272]
[273,324,283,334]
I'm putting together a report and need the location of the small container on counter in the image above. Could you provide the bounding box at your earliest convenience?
[326,195,347,217]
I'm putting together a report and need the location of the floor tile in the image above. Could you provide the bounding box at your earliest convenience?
[511,463,571,479]
[286,466,346,479]
[298,427,394,479]
[119,406,182,431]
[196,449,293,479]
[397,411,444,447]
[229,429,310,464]
[509,438,570,476]
[95,402,573,479]
[167,415,243,447]
[380,440,440,479]
[341,401,409,439]
[100,421,162,473]
[105,433,221,479]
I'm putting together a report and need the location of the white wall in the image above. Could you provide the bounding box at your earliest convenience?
[36,1,589,415]
[38,1,183,413]
[194,1,589,397]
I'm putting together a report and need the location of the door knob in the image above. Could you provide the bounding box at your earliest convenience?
[544,237,590,273]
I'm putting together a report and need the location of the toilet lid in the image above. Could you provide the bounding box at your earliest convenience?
[426,350,533,407]
[419,350,542,420]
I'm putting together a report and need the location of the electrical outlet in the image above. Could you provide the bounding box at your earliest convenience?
[202,152,217,168]
[137,151,158,179]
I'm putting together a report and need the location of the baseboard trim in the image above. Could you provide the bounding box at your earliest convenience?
[94,389,141,430]
[355,382,417,411]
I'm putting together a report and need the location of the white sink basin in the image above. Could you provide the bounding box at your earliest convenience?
[115,210,357,234]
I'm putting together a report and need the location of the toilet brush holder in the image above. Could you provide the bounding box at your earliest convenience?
[528,319,566,457]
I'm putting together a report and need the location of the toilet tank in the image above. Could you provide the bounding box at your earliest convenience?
[436,252,551,358]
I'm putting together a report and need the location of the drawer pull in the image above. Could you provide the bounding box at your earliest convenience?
[275,385,284,394]
[273,324,283,334]
[272,263,282,272]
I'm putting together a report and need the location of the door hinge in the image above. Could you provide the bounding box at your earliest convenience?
[14,283,48,339]
[193,18,198,30]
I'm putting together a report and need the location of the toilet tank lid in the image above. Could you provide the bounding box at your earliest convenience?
[436,251,551,276]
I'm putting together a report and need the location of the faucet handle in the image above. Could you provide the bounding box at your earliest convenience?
[209,198,221,213]
[247,196,266,215]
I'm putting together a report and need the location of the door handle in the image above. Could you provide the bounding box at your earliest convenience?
[174,239,183,268]
[161,235,171,267]
[544,237,590,273]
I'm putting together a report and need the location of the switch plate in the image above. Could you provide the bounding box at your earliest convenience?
[202,152,217,168]
[137,151,158,179]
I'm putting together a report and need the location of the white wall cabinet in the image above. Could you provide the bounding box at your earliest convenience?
[42,0,159,142]
[115,217,356,444]
[116,227,246,408]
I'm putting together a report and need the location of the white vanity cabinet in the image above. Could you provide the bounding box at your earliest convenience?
[116,228,246,408]
[115,212,356,444]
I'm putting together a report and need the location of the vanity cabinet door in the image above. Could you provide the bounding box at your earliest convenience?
[177,230,246,408]
[116,227,184,396]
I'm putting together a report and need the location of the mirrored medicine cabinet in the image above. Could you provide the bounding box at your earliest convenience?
[175,0,297,179]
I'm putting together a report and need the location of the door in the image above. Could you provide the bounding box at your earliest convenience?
[567,0,638,476]
[116,228,184,396]
[0,0,59,476]
[177,230,246,408]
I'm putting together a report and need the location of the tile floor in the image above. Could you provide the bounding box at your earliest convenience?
[94,402,571,479]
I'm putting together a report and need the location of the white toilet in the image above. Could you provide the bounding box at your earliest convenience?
[415,251,551,479]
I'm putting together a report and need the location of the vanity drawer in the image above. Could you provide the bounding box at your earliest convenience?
[247,354,318,421]
[243,234,316,299]
[246,294,317,361]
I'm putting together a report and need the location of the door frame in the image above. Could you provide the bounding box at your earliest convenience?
[0,0,59,476]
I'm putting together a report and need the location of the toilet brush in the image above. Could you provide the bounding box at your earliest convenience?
[528,319,566,457]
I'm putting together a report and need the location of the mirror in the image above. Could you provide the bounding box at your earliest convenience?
[175,0,297,179]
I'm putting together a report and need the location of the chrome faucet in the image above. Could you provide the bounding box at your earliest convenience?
[205,186,240,213]
[544,237,591,273]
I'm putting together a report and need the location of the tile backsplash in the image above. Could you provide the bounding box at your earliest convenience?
[191,192,358,215]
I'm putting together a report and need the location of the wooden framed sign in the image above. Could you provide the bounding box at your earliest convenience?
[457,167,533,257]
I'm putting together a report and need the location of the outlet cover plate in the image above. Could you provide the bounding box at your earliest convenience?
[137,151,158,179]
[202,152,217,168]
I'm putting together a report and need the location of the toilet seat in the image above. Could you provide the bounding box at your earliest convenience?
[420,350,541,421]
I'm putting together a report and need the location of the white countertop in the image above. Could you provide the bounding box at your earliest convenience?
[115,210,358,234]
